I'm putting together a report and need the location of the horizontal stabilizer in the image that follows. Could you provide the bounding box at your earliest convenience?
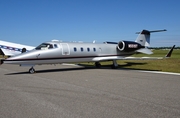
[136,29,167,34]
[136,48,153,54]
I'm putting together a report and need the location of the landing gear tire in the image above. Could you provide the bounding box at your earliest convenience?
[111,65,118,69]
[29,67,35,74]
[95,62,101,68]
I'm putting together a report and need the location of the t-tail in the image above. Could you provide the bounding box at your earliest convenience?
[135,29,167,47]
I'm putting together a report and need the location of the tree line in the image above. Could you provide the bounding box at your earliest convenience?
[149,46,180,49]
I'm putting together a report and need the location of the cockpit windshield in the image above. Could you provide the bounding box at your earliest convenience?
[35,43,53,50]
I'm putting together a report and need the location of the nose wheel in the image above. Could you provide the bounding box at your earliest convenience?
[29,67,35,74]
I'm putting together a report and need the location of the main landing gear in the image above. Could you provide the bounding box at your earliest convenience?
[29,67,35,74]
[111,60,118,69]
[95,62,101,68]
[95,60,119,69]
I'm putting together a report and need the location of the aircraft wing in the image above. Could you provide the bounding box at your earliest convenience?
[92,56,164,61]
[0,40,35,57]
[0,48,20,56]
[93,45,175,61]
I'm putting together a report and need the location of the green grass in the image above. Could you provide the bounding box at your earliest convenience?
[0,55,8,59]
[119,49,180,73]
[117,59,180,73]
[133,49,180,58]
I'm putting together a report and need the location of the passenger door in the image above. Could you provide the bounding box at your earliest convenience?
[60,43,70,55]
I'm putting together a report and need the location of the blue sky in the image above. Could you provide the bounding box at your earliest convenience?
[0,0,180,47]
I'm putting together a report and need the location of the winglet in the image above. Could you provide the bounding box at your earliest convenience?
[165,45,175,58]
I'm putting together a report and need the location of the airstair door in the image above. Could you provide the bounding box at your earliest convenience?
[61,43,70,55]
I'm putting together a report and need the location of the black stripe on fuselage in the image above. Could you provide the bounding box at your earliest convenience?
[5,54,132,62]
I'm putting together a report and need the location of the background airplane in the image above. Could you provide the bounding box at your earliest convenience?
[1,29,173,74]
[0,40,35,57]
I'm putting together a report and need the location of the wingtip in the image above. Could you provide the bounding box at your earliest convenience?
[165,45,175,58]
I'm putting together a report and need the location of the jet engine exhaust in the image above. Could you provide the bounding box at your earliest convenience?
[117,41,144,52]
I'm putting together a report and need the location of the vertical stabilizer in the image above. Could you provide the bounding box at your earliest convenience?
[135,29,167,47]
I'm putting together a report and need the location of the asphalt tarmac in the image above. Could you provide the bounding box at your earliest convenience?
[0,64,180,118]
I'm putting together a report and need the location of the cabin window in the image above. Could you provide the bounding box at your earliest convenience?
[49,44,53,49]
[93,48,96,52]
[54,44,58,48]
[81,47,83,52]
[74,47,77,52]
[87,48,90,52]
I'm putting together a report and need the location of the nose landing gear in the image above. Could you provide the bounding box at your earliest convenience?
[29,67,35,74]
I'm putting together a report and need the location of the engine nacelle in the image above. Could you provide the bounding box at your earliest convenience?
[21,48,27,53]
[117,41,144,52]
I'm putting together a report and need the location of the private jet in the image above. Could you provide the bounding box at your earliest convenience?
[1,29,174,73]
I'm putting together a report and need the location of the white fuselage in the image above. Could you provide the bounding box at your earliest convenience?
[4,41,135,65]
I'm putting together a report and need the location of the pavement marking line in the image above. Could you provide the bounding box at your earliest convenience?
[139,71,180,76]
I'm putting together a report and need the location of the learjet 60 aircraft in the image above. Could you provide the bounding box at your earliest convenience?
[0,29,174,73]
